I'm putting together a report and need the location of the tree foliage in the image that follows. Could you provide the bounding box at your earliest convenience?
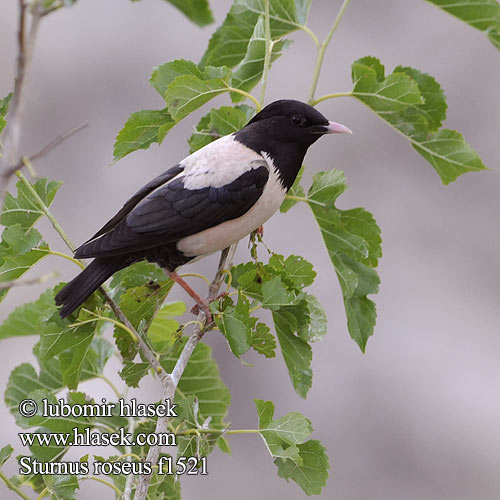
[0,0,493,498]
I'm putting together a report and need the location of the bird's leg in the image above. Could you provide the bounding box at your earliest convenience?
[165,270,212,322]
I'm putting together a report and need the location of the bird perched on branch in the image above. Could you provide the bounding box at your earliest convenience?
[55,99,352,318]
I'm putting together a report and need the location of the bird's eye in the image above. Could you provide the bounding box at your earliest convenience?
[290,115,305,127]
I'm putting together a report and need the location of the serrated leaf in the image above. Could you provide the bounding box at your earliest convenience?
[0,93,12,135]
[0,226,49,302]
[268,253,316,289]
[351,57,486,184]
[273,310,312,398]
[1,177,61,229]
[301,294,327,342]
[114,280,173,360]
[147,301,185,352]
[394,66,447,131]
[254,399,313,468]
[43,474,79,500]
[275,439,329,495]
[426,0,500,52]
[231,15,291,99]
[217,436,231,454]
[0,445,13,468]
[164,68,232,121]
[175,395,212,459]
[188,104,254,152]
[201,0,311,69]
[113,109,174,161]
[262,276,295,310]
[251,322,276,358]
[164,0,214,26]
[214,294,253,357]
[412,128,488,184]
[119,361,150,388]
[306,170,381,351]
[80,336,113,375]
[150,59,204,98]
[110,261,167,298]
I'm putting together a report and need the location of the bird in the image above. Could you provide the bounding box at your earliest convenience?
[55,99,352,319]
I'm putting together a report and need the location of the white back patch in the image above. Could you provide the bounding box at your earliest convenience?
[181,134,267,190]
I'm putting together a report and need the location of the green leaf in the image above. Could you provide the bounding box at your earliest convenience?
[0,288,56,339]
[231,15,292,99]
[0,444,13,468]
[188,105,254,153]
[262,276,295,310]
[254,398,328,494]
[175,396,213,459]
[251,322,276,358]
[275,439,330,495]
[273,310,312,398]
[301,294,327,342]
[110,261,167,297]
[40,313,97,390]
[113,109,174,161]
[201,0,311,69]
[114,280,173,360]
[213,294,253,357]
[268,253,316,288]
[150,59,204,98]
[0,92,12,135]
[164,0,214,26]
[217,436,231,455]
[394,66,447,131]
[412,128,488,184]
[280,166,305,213]
[0,177,61,229]
[43,474,79,500]
[351,57,486,184]
[119,361,150,388]
[426,0,500,52]
[164,67,232,121]
[0,225,49,302]
[161,341,230,429]
[147,301,185,352]
[306,170,381,351]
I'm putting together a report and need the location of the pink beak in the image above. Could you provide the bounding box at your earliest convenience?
[325,121,353,135]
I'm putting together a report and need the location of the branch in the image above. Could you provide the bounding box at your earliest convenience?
[2,0,42,167]
[0,271,57,290]
[2,122,88,180]
[135,243,238,500]
[307,0,352,104]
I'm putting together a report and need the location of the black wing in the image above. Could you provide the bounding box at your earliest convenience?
[75,165,269,258]
[81,165,184,243]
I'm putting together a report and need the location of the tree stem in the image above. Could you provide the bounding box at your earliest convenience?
[259,0,272,107]
[0,471,31,500]
[135,243,238,500]
[307,0,353,104]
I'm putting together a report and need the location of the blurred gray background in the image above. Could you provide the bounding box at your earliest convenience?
[1,1,499,499]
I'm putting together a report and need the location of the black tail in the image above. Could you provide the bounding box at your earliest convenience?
[55,257,127,318]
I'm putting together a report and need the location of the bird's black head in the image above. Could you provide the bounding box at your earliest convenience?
[235,99,351,190]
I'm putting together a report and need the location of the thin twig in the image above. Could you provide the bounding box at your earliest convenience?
[307,0,353,104]
[3,0,42,166]
[135,243,238,500]
[0,271,57,290]
[2,122,88,180]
